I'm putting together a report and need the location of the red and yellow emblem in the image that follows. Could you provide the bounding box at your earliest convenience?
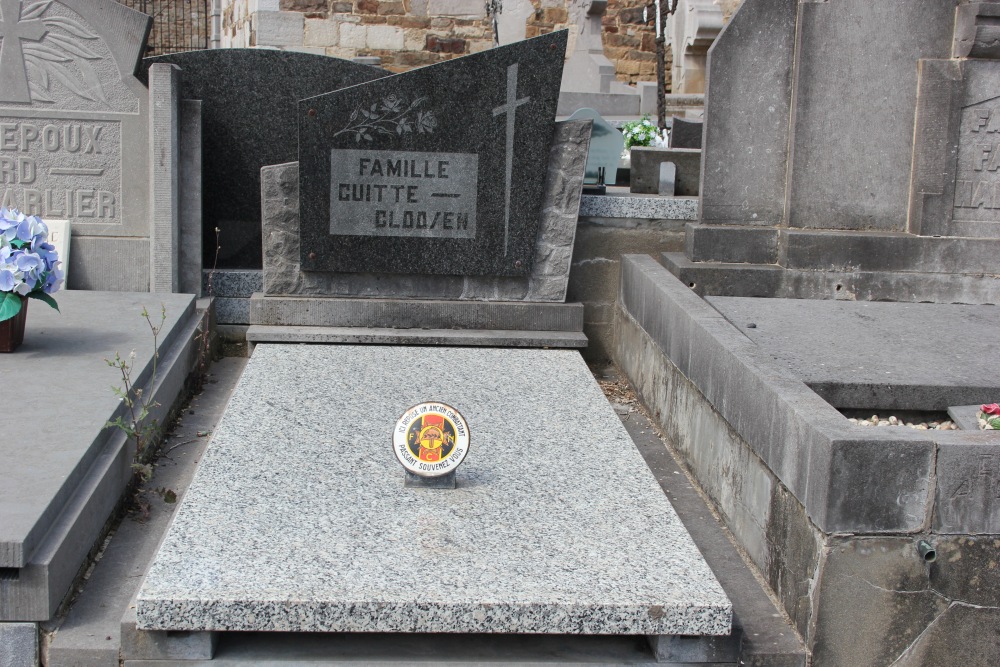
[392,402,470,477]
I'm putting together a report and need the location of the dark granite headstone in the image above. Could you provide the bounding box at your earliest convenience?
[142,50,387,269]
[298,30,567,277]
[669,116,703,149]
[567,107,624,185]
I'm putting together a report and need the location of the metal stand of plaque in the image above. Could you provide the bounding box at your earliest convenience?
[404,470,457,489]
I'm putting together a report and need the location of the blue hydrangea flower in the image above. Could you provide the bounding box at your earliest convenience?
[0,207,62,321]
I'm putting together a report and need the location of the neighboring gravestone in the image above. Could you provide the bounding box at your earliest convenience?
[670,0,1000,305]
[298,31,566,277]
[669,116,703,149]
[909,4,1000,239]
[143,50,387,269]
[666,0,724,94]
[630,147,700,196]
[0,0,152,290]
[567,107,623,185]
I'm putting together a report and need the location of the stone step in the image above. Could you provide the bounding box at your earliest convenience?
[246,325,587,350]
[661,252,1000,304]
[249,294,585,331]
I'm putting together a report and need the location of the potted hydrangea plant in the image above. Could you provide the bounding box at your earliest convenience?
[0,208,63,352]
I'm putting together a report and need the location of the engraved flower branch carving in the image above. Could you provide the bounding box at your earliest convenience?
[334,95,436,143]
[19,0,109,106]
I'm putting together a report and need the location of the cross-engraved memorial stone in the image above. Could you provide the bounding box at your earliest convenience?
[298,31,566,276]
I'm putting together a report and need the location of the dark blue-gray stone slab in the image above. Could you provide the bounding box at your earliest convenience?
[297,31,566,277]
[142,50,387,270]
[567,108,624,185]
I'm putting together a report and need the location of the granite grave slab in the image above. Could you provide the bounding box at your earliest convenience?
[0,0,153,290]
[298,31,566,277]
[137,345,731,637]
[142,50,387,269]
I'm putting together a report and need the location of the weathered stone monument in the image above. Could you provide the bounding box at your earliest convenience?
[130,33,735,663]
[558,0,642,116]
[614,1,1000,664]
[669,0,1000,303]
[666,0,723,94]
[0,0,153,291]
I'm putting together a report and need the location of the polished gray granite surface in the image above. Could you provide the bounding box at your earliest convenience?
[579,194,698,220]
[137,345,730,635]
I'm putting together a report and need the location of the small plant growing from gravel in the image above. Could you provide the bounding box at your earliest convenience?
[980,404,1000,430]
[105,305,166,486]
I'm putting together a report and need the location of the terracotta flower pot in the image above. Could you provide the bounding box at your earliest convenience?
[0,296,28,352]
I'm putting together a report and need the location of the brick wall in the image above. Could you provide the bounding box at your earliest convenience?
[220,0,687,89]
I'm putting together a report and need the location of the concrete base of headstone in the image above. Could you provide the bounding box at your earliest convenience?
[250,294,583,330]
[684,224,780,264]
[630,148,701,196]
[0,623,37,667]
[136,345,731,637]
[246,325,587,351]
[121,603,217,661]
[665,251,1000,304]
[614,255,1000,664]
[0,292,209,622]
[647,632,742,663]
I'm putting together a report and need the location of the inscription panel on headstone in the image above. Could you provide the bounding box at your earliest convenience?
[330,149,477,238]
[953,98,1000,225]
[0,117,121,223]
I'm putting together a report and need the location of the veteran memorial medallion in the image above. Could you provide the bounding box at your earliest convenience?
[393,402,470,477]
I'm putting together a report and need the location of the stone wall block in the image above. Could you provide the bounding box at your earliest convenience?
[367,24,405,50]
[378,1,406,15]
[339,22,368,48]
[426,0,486,19]
[526,277,564,302]
[304,18,339,46]
[254,10,305,46]
[279,0,327,11]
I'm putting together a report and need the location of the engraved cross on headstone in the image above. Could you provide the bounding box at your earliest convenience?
[0,0,48,103]
[492,63,530,256]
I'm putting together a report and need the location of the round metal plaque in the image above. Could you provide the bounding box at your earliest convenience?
[392,402,470,477]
